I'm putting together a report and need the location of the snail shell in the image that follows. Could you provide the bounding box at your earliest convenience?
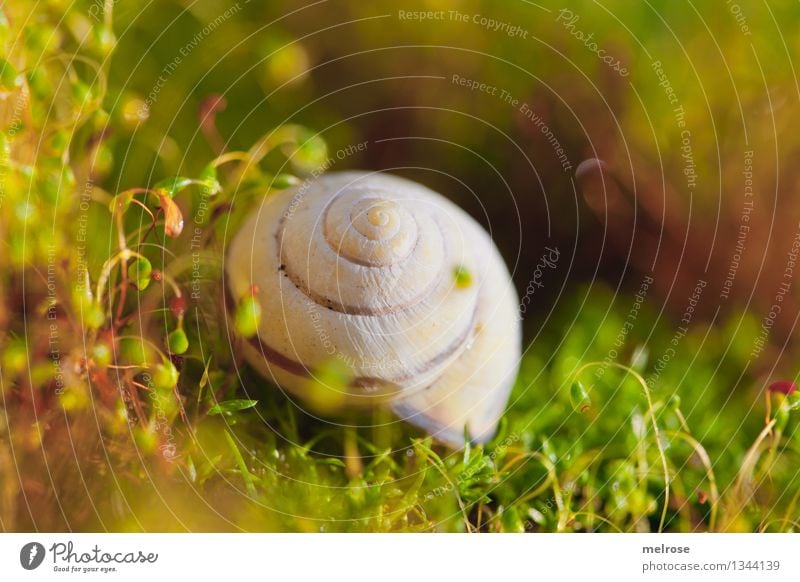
[226,171,520,446]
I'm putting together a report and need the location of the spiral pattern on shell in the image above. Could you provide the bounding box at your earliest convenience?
[227,171,520,446]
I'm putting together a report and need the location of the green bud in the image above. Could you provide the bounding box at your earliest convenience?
[235,295,262,338]
[266,43,310,86]
[152,362,179,390]
[0,58,22,91]
[62,164,76,190]
[305,358,351,412]
[27,68,50,100]
[2,340,28,374]
[14,201,37,224]
[118,96,148,128]
[85,303,105,330]
[119,338,151,366]
[47,130,71,155]
[272,174,300,190]
[91,143,114,178]
[453,264,472,289]
[167,328,189,355]
[92,25,116,55]
[92,109,111,132]
[72,284,94,312]
[285,131,327,173]
[134,424,158,453]
[25,21,59,54]
[20,164,35,180]
[91,342,112,368]
[39,165,76,204]
[131,257,152,290]
[71,81,93,105]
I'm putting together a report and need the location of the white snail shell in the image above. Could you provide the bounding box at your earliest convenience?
[226,171,521,446]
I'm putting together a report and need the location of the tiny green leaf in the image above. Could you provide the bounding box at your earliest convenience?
[569,380,592,414]
[223,430,257,497]
[110,191,135,215]
[154,176,194,198]
[199,164,222,196]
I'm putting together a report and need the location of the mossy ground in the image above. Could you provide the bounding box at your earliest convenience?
[3,275,798,532]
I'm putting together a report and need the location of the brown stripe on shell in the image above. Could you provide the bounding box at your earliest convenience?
[244,303,478,389]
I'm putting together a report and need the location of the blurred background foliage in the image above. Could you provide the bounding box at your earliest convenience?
[0,0,799,531]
